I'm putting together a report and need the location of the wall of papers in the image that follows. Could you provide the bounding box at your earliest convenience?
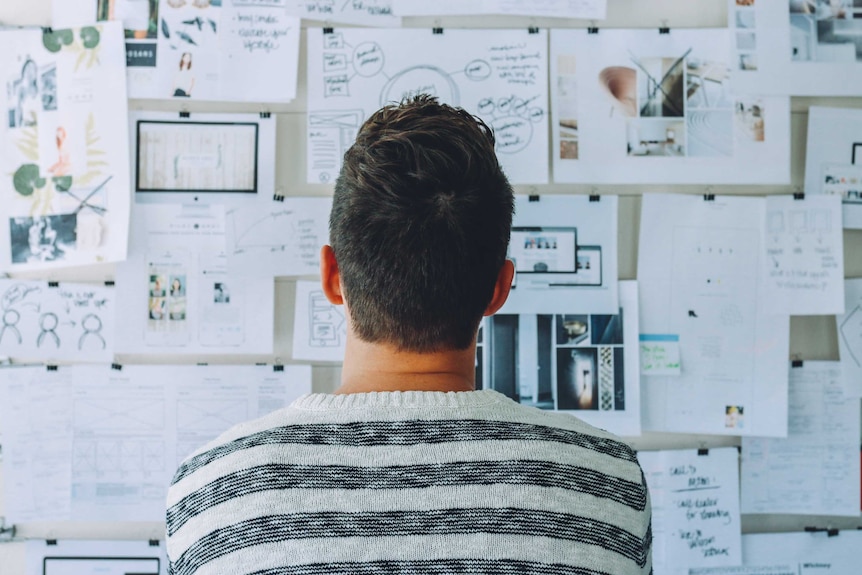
[0,0,860,574]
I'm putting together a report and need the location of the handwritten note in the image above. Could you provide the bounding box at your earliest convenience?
[290,0,400,26]
[762,195,844,315]
[640,334,681,376]
[638,448,742,574]
[221,2,300,102]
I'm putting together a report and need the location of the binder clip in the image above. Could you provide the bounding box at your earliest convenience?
[48,281,60,288]
[791,358,803,368]
[528,194,540,202]
[697,447,709,456]
[0,518,16,542]
[179,111,190,118]
[587,21,599,34]
[273,365,285,372]
[260,111,271,119]
[703,194,715,202]
[273,193,285,202]
[323,27,334,35]
[528,26,540,34]
[659,21,670,34]
[793,191,805,200]
[432,27,444,35]
[589,194,600,202]
[104,280,115,286]
[149,539,160,547]
[46,365,59,372]
[111,363,123,371]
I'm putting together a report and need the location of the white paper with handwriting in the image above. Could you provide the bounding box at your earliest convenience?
[289,0,400,26]
[761,194,844,315]
[0,280,115,362]
[638,448,742,575]
[292,279,346,362]
[307,28,549,185]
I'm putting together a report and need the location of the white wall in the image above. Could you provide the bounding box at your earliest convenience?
[1,0,861,572]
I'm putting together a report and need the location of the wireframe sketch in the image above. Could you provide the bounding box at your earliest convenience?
[309,290,345,348]
[0,280,114,361]
[790,0,862,63]
[308,29,549,184]
[136,120,258,192]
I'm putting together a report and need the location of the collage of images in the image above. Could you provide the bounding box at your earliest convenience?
[477,311,625,412]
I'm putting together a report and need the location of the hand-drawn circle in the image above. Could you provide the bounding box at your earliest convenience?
[464,59,492,81]
[353,42,385,78]
[528,107,545,123]
[477,98,495,115]
[3,309,20,325]
[380,66,459,107]
[490,116,532,154]
[82,314,102,331]
[40,312,59,331]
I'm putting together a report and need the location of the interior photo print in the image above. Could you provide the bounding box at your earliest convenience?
[477,312,625,412]
[790,0,862,62]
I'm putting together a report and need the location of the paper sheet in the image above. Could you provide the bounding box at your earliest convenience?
[638,448,742,575]
[130,111,276,206]
[27,539,168,575]
[53,0,300,102]
[689,568,794,575]
[479,281,640,436]
[804,106,862,228]
[730,1,862,96]
[838,278,862,396]
[226,196,332,277]
[292,279,346,362]
[0,366,73,523]
[501,194,619,314]
[0,280,115,362]
[0,23,131,272]
[550,28,791,185]
[115,203,274,355]
[743,531,862,573]
[639,334,681,376]
[392,0,606,19]
[306,28,549,185]
[639,194,790,437]
[288,0,400,26]
[762,194,844,315]
[70,364,310,521]
[741,361,861,516]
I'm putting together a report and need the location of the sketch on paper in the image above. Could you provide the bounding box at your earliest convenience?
[292,280,346,361]
[307,28,549,184]
[135,120,259,193]
[1,23,131,272]
[225,196,332,276]
[0,280,114,361]
[551,28,790,184]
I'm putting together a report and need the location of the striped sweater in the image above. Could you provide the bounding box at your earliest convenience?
[166,390,652,575]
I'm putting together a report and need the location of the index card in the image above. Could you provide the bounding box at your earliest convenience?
[741,361,861,516]
[638,448,742,575]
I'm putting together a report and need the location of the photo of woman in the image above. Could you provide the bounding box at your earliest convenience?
[172,52,194,97]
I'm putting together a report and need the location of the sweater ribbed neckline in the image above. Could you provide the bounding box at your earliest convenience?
[291,389,508,411]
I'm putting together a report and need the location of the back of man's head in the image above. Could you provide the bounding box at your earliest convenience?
[330,94,514,352]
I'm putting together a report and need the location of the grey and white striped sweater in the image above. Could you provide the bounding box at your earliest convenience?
[166,390,652,575]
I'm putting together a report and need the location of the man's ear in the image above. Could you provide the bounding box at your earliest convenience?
[320,245,344,305]
[483,259,514,317]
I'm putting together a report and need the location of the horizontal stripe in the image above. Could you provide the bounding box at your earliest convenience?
[168,484,648,558]
[171,509,650,575]
[245,559,615,575]
[638,334,678,342]
[167,460,647,536]
[172,420,638,485]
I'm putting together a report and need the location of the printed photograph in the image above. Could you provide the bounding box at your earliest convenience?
[98,0,160,39]
[686,58,732,110]
[556,347,598,410]
[169,297,186,320]
[736,31,758,51]
[213,282,230,303]
[736,10,757,28]
[626,119,686,156]
[149,273,167,297]
[735,99,766,142]
[738,52,758,70]
[556,314,590,346]
[725,405,745,428]
[7,57,41,128]
[687,110,734,157]
[9,214,77,264]
[635,56,685,117]
[790,0,862,63]
[148,296,166,320]
[169,275,186,297]
[557,55,579,159]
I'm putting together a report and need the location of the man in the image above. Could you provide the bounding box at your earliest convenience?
[166,95,652,575]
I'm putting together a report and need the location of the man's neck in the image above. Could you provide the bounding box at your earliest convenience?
[334,334,478,394]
